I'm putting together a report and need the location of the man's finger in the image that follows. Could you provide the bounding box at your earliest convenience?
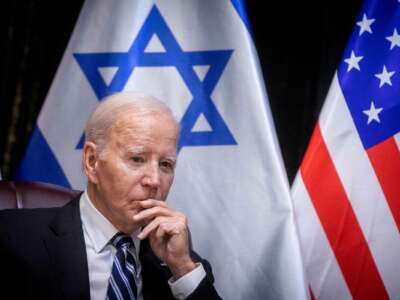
[137,215,186,240]
[138,199,168,209]
[133,205,177,223]
[137,216,168,240]
[154,222,183,240]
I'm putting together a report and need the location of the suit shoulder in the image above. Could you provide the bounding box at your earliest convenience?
[0,207,60,232]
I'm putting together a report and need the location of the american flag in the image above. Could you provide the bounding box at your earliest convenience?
[292,0,400,299]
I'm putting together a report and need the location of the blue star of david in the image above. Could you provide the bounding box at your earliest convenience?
[73,5,236,152]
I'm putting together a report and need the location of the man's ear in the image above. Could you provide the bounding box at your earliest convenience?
[83,141,99,184]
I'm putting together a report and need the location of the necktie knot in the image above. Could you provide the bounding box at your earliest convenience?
[111,232,134,250]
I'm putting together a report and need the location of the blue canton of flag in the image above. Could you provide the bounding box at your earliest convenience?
[338,0,400,149]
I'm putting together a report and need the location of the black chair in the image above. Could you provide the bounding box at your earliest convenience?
[0,181,80,209]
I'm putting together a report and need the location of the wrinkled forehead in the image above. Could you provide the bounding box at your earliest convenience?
[110,110,179,143]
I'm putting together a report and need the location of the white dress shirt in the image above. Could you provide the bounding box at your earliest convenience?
[79,191,206,300]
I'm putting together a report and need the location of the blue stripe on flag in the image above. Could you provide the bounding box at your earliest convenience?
[230,0,253,37]
[15,127,71,188]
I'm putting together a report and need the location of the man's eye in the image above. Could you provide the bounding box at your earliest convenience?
[131,156,144,163]
[160,160,175,171]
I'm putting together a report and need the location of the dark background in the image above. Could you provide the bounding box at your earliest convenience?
[0,1,363,184]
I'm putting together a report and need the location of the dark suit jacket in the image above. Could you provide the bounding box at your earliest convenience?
[0,197,221,300]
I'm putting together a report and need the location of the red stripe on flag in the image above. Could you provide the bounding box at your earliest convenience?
[309,286,316,300]
[300,123,388,300]
[367,137,400,232]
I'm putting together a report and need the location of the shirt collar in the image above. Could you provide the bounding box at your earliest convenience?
[80,190,141,254]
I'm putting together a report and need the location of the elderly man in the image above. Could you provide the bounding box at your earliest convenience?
[0,93,221,300]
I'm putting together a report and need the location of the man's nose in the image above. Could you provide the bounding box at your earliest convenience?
[142,162,161,188]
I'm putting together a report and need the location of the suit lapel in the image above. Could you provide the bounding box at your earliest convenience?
[43,197,90,300]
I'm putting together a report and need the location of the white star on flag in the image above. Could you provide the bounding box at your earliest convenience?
[363,101,383,124]
[386,28,400,50]
[375,65,395,87]
[344,51,363,72]
[356,14,375,35]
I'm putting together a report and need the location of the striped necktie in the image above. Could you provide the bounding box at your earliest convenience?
[106,232,138,300]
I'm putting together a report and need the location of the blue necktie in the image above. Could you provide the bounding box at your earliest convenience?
[106,232,138,300]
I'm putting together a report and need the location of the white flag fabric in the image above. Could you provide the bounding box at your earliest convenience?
[17,1,308,299]
[292,0,400,299]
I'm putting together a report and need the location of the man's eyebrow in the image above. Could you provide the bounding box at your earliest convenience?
[125,146,146,154]
[124,146,177,161]
[164,156,177,163]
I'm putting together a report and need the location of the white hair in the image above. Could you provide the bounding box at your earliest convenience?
[85,92,178,153]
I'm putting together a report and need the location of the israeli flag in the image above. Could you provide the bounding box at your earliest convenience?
[16,1,308,299]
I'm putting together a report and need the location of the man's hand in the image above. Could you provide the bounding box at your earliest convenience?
[133,199,196,279]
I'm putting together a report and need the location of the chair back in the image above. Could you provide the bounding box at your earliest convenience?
[0,181,80,209]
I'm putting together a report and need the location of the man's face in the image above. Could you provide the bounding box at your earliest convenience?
[88,110,178,233]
